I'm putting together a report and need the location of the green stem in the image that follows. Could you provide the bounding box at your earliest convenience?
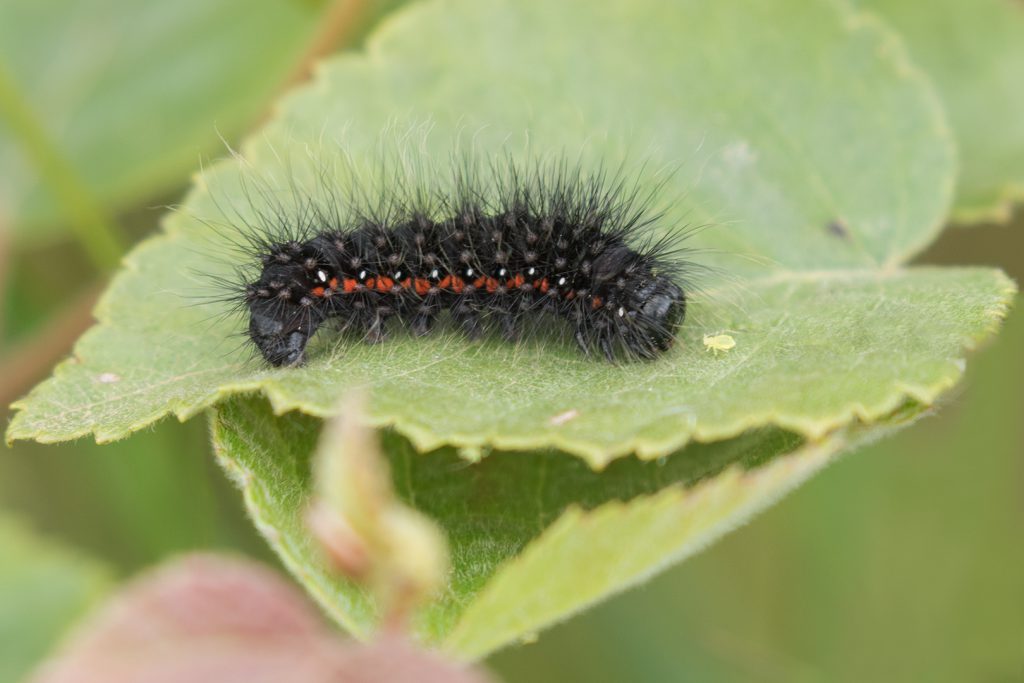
[0,62,126,272]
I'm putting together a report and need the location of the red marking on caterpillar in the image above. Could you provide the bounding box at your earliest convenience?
[216,158,697,366]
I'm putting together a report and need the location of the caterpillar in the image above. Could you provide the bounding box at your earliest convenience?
[223,158,693,366]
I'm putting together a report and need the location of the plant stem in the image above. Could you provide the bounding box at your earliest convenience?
[0,62,126,272]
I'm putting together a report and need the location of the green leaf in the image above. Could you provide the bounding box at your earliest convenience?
[855,0,1024,223]
[212,395,912,657]
[4,0,1017,654]
[442,429,862,660]
[7,0,1004,460]
[0,516,112,683]
[0,0,317,243]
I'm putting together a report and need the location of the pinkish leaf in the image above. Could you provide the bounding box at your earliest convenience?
[30,554,492,683]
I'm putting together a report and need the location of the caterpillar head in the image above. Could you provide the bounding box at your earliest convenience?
[246,261,325,366]
[625,274,686,352]
[592,244,687,355]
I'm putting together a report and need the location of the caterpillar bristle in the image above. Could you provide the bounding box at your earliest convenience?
[202,156,700,366]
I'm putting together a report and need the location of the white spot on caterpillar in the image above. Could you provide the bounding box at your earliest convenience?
[316,269,328,282]
[548,409,579,426]
[703,333,736,355]
[617,307,626,317]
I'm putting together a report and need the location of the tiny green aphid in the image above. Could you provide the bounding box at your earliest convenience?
[703,333,736,356]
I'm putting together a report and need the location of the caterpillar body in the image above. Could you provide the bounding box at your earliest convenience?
[231,160,692,366]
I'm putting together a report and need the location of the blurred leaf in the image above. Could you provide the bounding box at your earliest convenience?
[855,0,1024,223]
[0,0,317,243]
[0,62,125,270]
[212,397,910,657]
[0,419,267,571]
[30,554,492,683]
[0,516,112,683]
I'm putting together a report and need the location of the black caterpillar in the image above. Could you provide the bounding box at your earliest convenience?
[230,160,691,366]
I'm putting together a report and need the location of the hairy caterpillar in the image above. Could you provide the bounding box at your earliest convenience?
[216,158,695,366]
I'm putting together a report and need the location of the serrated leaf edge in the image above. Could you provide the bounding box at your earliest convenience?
[7,267,1015,471]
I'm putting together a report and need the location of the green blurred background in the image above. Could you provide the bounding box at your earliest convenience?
[1,1,1020,681]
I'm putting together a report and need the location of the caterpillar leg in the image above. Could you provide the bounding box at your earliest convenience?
[364,322,387,345]
[574,328,591,356]
[499,312,520,343]
[408,301,440,337]
[574,321,617,361]
[452,304,483,340]
[409,314,434,337]
[364,306,393,345]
